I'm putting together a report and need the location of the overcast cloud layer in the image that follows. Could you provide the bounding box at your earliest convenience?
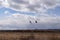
[0,0,60,30]
[0,0,60,13]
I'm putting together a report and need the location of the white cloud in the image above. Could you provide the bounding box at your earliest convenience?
[0,13,60,29]
[0,0,60,29]
[0,0,60,13]
[0,0,9,8]
[0,13,35,29]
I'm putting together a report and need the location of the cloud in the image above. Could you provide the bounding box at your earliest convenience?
[0,0,9,8]
[0,0,60,29]
[0,13,35,30]
[0,0,60,13]
[0,12,60,29]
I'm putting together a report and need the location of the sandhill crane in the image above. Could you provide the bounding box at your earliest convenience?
[28,16,39,24]
[35,20,37,23]
[29,20,38,23]
[29,21,32,23]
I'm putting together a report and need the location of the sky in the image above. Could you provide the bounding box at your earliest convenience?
[0,0,60,30]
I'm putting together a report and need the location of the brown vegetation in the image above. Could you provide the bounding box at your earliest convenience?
[0,30,60,40]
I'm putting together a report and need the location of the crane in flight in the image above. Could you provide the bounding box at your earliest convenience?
[29,17,38,23]
[35,20,37,23]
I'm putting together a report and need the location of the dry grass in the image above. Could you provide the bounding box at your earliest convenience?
[0,30,60,40]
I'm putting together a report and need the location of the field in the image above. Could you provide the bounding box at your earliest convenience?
[0,30,60,40]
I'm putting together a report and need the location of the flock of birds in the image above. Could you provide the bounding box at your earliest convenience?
[29,20,38,23]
